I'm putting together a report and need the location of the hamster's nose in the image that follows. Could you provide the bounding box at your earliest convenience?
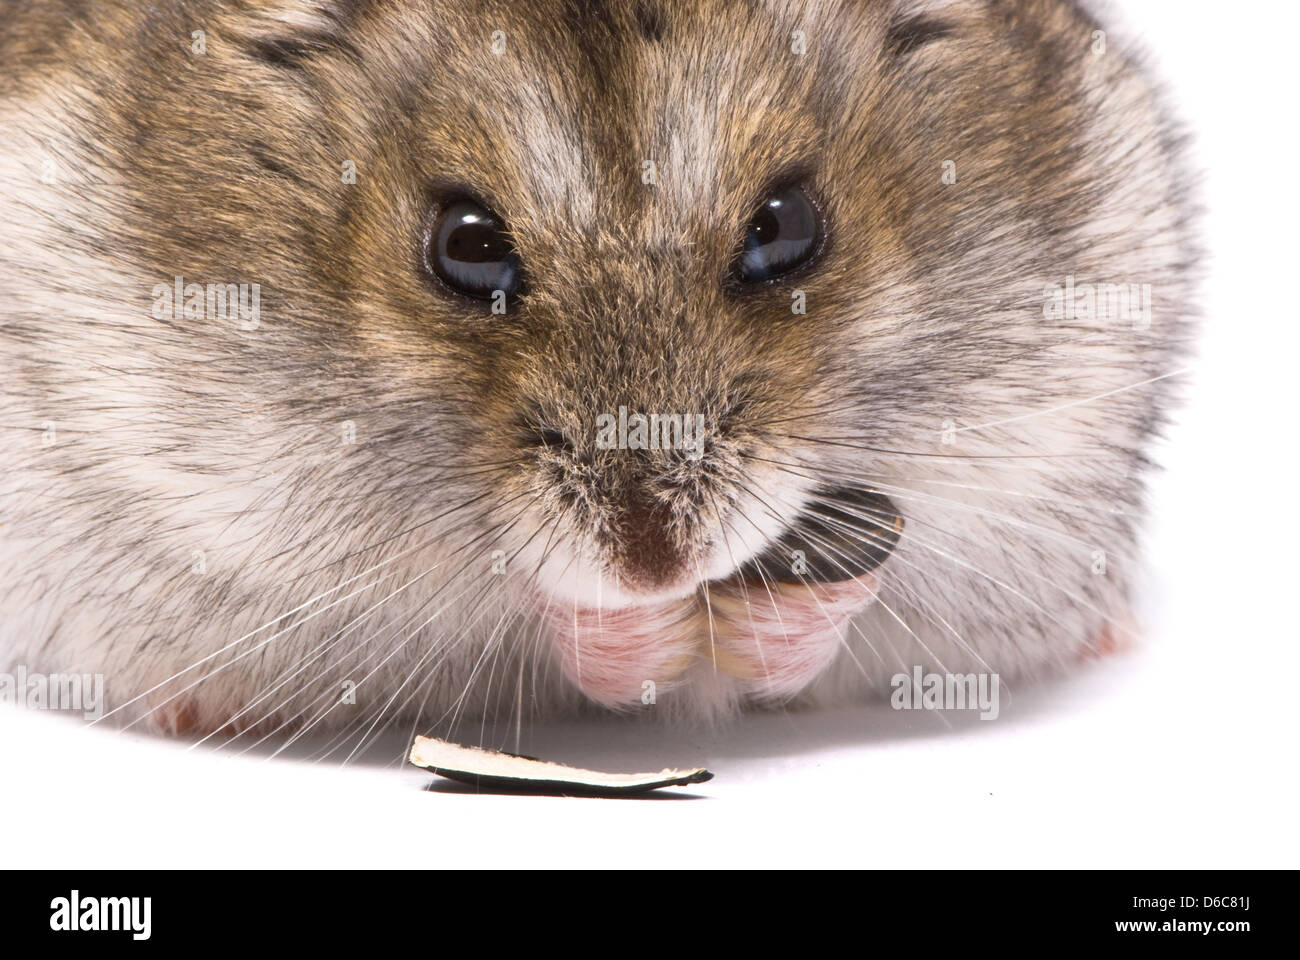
[608,485,691,592]
[514,404,726,599]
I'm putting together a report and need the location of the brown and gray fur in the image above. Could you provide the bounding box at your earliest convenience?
[0,0,1197,741]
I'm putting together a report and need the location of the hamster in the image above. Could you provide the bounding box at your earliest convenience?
[0,0,1197,741]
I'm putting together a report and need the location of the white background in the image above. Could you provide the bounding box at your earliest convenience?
[4,1,1297,868]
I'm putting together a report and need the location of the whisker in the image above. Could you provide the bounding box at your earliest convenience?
[954,366,1193,435]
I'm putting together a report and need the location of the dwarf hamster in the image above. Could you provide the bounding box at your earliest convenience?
[0,0,1197,741]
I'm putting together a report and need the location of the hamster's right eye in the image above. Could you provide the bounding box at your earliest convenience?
[425,198,523,301]
[730,186,822,286]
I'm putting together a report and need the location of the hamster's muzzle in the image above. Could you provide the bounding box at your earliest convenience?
[540,487,904,707]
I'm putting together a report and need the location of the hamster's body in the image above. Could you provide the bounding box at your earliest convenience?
[0,0,1196,738]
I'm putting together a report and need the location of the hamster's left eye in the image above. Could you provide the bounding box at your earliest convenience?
[425,198,523,301]
[731,186,822,285]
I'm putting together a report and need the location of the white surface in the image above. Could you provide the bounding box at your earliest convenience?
[4,1,1298,868]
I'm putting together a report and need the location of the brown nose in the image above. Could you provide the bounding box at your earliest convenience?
[609,486,689,591]
[517,405,718,594]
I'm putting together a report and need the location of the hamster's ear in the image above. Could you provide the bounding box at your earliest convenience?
[887,0,979,13]
[883,0,977,56]
[220,0,363,69]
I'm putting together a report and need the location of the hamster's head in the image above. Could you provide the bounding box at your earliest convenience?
[43,0,1189,720]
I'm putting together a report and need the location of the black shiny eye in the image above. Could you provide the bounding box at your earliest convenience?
[732,186,821,284]
[426,198,523,300]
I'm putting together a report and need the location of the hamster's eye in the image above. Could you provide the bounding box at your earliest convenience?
[731,186,821,285]
[426,198,523,301]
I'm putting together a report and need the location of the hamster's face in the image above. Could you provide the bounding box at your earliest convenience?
[310,0,991,701]
[4,0,1188,721]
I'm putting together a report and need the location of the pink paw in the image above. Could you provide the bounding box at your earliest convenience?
[543,596,700,708]
[708,572,881,699]
[1084,612,1140,660]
